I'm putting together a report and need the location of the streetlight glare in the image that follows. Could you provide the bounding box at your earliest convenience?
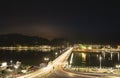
[55,52,58,55]
[99,55,102,69]
[44,57,50,64]
[1,62,7,67]
[82,53,86,62]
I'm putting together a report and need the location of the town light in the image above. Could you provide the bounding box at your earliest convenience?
[55,52,58,55]
[1,62,7,67]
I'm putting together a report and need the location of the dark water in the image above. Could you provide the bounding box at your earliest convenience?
[69,52,120,67]
[0,50,58,66]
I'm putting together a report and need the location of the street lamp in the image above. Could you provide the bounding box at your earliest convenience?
[14,65,19,77]
[99,55,102,69]
[1,62,7,67]
[55,52,58,55]
[44,57,49,64]
[13,61,21,77]
[55,52,58,57]
[10,60,13,66]
[1,62,7,69]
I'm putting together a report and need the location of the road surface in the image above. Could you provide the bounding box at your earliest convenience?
[46,64,101,78]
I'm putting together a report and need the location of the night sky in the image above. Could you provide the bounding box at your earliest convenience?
[1,1,120,40]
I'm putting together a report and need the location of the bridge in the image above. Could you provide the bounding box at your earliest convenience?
[18,47,73,78]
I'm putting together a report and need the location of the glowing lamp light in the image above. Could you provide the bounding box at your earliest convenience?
[88,46,92,50]
[1,62,7,67]
[116,65,120,68]
[14,65,19,69]
[55,52,58,55]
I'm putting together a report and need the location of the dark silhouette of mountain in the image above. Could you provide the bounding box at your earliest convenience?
[0,33,119,46]
[0,33,50,46]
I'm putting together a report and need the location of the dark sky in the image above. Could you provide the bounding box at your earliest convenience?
[0,0,120,40]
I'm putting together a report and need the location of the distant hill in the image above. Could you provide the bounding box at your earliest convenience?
[0,34,50,46]
[0,33,119,46]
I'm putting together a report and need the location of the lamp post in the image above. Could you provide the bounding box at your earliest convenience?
[10,60,13,66]
[99,55,102,69]
[13,61,21,77]
[44,57,49,64]
[14,65,19,77]
[55,52,58,58]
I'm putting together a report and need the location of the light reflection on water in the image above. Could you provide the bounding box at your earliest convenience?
[0,50,57,66]
[69,52,120,67]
